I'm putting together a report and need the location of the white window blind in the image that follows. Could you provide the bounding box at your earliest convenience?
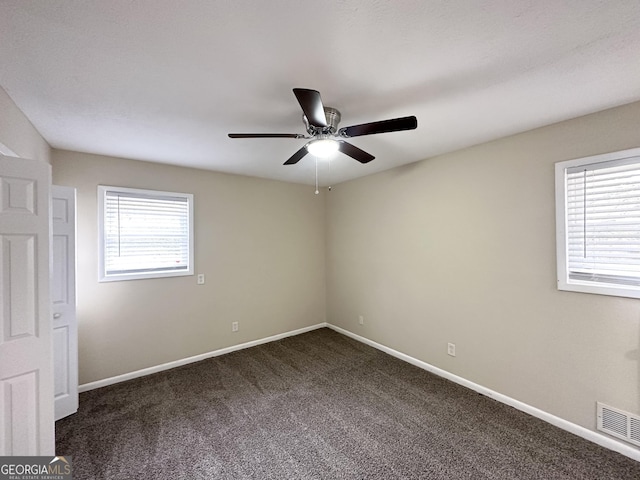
[556,148,640,298]
[99,186,193,281]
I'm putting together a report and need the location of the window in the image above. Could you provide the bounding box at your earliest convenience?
[555,147,640,299]
[98,186,194,282]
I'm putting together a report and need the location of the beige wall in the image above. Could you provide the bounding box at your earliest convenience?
[326,101,640,434]
[52,150,326,384]
[0,86,50,163]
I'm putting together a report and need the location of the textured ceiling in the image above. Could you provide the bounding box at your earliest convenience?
[1,1,639,186]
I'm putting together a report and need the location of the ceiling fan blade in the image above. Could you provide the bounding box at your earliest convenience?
[293,88,327,128]
[338,141,375,164]
[228,133,304,139]
[339,115,417,138]
[283,145,309,165]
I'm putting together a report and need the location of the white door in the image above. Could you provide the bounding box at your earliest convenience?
[0,155,54,455]
[52,186,77,420]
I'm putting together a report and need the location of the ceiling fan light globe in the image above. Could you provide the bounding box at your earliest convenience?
[307,139,339,157]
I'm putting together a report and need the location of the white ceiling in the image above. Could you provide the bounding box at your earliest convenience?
[1,1,639,186]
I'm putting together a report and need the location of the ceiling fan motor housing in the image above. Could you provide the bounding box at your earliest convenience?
[303,107,341,135]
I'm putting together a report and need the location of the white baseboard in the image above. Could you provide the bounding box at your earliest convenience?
[78,323,327,393]
[327,323,640,463]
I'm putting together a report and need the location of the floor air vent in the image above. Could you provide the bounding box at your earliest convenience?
[597,402,640,447]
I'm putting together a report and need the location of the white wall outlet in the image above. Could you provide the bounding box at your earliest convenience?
[232,321,239,332]
[358,315,364,325]
[197,274,205,285]
[447,343,456,357]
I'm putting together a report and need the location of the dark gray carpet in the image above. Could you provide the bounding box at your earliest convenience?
[56,328,640,479]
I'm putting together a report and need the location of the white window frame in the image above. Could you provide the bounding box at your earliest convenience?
[98,185,194,282]
[555,147,640,299]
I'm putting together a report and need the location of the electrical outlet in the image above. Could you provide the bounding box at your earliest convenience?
[447,343,456,357]
[358,315,364,325]
[232,321,239,332]
[197,274,205,285]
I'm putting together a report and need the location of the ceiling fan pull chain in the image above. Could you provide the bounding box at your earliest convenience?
[315,156,319,194]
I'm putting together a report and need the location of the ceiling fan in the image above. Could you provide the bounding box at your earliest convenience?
[228,88,417,165]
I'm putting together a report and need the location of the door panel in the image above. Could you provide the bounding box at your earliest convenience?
[0,155,54,455]
[1,371,38,454]
[52,185,77,421]
[2,234,37,339]
[53,326,69,397]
